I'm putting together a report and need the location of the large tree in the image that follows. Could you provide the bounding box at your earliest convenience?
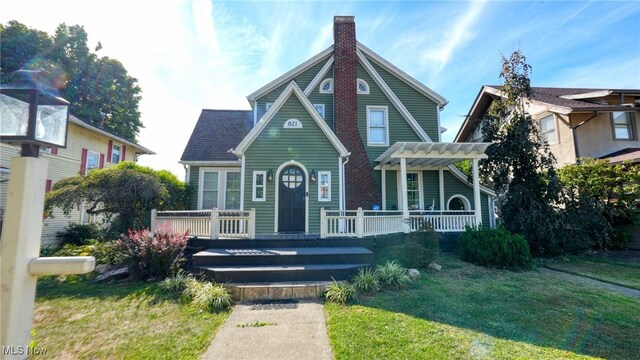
[0,21,142,141]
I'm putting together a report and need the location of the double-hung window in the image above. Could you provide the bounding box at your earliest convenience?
[318,171,331,201]
[252,171,266,201]
[367,106,388,146]
[111,144,121,163]
[539,115,557,144]
[86,151,100,173]
[406,173,421,210]
[199,169,242,210]
[612,112,634,140]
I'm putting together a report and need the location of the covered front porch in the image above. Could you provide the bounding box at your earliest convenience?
[152,141,493,239]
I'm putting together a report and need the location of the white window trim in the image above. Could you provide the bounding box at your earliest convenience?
[357,78,370,94]
[265,102,273,112]
[252,171,267,202]
[539,114,558,145]
[446,194,471,211]
[366,105,389,146]
[198,168,242,210]
[313,103,325,119]
[318,171,331,202]
[319,78,333,94]
[86,150,100,173]
[111,144,121,163]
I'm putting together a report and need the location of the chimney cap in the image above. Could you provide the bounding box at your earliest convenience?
[334,16,355,23]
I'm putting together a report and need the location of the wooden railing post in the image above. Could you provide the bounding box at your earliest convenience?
[356,207,364,238]
[320,208,327,239]
[210,208,220,239]
[248,208,256,239]
[150,209,157,233]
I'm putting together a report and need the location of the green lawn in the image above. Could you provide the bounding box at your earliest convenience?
[544,255,640,290]
[32,275,229,359]
[325,255,640,360]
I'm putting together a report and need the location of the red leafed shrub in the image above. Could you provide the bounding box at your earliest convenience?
[118,224,189,280]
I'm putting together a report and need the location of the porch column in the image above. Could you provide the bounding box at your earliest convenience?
[472,159,482,226]
[400,158,410,233]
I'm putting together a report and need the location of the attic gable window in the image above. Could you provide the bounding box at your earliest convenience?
[539,115,557,145]
[612,112,634,140]
[266,102,273,111]
[313,104,325,118]
[319,78,333,94]
[357,79,370,94]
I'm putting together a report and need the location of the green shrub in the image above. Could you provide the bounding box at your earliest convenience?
[375,261,411,289]
[611,228,632,250]
[159,271,193,293]
[183,278,232,312]
[351,268,380,295]
[457,226,532,270]
[324,281,358,304]
[402,224,440,268]
[56,223,102,245]
[117,224,188,280]
[53,240,125,265]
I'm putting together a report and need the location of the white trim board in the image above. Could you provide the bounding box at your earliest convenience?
[304,56,334,96]
[247,46,334,101]
[356,42,448,107]
[234,81,349,157]
[356,49,433,143]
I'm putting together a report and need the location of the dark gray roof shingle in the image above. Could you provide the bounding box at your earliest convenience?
[181,110,253,162]
[486,86,640,110]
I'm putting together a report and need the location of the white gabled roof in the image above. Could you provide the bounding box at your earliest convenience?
[356,42,448,108]
[246,46,334,102]
[234,80,349,157]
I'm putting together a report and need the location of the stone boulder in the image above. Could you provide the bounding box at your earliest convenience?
[428,262,442,271]
[95,267,128,282]
[407,268,421,281]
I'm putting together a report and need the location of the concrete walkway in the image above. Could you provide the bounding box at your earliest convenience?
[201,300,333,360]
[540,267,640,298]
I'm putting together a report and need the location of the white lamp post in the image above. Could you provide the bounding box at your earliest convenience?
[1,70,95,359]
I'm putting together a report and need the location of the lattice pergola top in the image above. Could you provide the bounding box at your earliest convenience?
[375,142,491,167]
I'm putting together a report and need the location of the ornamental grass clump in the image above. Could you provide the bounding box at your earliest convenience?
[351,267,380,295]
[183,278,232,312]
[118,224,188,280]
[376,261,411,289]
[159,271,194,293]
[324,280,358,305]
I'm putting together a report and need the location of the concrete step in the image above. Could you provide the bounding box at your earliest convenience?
[189,237,375,250]
[195,263,369,283]
[192,247,374,267]
[223,281,334,301]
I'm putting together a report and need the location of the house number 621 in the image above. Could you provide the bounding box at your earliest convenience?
[284,119,302,129]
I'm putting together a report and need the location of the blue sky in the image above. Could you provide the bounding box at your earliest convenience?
[3,0,639,178]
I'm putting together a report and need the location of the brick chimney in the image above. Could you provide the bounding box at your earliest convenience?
[333,16,381,209]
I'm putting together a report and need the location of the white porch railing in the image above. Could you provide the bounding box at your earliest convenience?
[320,208,477,238]
[151,208,255,239]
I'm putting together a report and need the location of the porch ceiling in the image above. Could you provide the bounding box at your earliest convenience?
[375,142,491,167]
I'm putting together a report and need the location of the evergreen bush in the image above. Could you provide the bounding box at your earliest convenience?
[457,227,531,270]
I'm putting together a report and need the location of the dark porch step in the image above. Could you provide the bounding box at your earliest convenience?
[194,263,369,283]
[192,247,374,267]
[188,237,375,250]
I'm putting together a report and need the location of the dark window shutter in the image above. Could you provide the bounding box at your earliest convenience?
[80,148,88,175]
[107,140,113,163]
[51,147,58,155]
[122,145,127,162]
[99,154,105,169]
[45,179,52,192]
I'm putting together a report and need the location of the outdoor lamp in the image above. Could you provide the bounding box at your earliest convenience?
[310,169,317,183]
[267,169,274,182]
[0,69,69,157]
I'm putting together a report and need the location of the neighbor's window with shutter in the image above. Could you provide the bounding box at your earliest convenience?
[539,115,557,144]
[86,151,100,173]
[318,171,331,201]
[612,112,634,140]
[367,106,389,146]
[111,144,121,163]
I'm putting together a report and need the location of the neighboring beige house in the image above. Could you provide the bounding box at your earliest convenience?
[455,86,640,167]
[0,115,154,246]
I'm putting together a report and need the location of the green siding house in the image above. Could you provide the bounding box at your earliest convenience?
[175,16,495,239]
